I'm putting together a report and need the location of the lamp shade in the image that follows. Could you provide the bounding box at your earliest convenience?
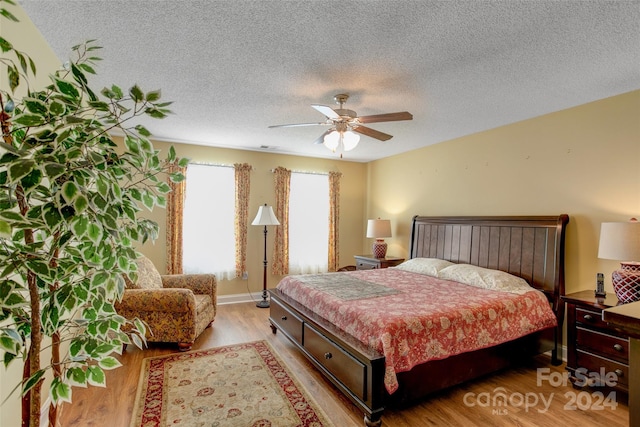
[323,131,340,151]
[342,131,360,151]
[598,219,640,261]
[252,204,280,226]
[598,218,640,303]
[366,219,392,238]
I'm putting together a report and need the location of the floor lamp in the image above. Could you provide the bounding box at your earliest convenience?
[252,204,280,308]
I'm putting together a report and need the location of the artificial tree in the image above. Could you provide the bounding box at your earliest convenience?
[0,1,187,426]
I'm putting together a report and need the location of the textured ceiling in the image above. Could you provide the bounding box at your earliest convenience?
[19,0,640,162]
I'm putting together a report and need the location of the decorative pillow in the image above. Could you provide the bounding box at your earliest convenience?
[393,258,455,277]
[437,263,533,294]
[125,256,162,290]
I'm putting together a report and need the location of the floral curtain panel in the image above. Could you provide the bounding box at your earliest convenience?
[234,163,252,277]
[166,163,186,274]
[272,166,291,275]
[328,171,342,272]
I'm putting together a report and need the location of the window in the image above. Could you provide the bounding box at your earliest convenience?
[288,172,329,274]
[182,164,236,279]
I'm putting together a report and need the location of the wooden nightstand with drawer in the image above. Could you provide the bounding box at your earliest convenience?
[562,291,629,399]
[354,255,404,270]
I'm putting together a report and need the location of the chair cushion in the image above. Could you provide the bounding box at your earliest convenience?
[194,294,212,314]
[126,256,163,289]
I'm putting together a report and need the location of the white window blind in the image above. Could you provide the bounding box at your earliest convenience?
[288,172,329,274]
[182,164,236,280]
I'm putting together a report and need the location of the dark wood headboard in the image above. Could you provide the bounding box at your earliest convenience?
[409,215,570,313]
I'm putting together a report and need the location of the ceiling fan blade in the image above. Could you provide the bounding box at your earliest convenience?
[313,129,333,145]
[357,111,413,124]
[268,122,328,128]
[312,104,341,120]
[352,125,393,141]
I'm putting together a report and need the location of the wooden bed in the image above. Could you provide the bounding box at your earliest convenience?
[269,214,569,426]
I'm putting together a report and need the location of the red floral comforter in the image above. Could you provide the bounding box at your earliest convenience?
[276,268,557,394]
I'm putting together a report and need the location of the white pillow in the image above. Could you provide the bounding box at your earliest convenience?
[393,258,455,277]
[437,263,533,294]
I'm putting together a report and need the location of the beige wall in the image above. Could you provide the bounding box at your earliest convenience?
[366,90,640,297]
[0,3,59,93]
[134,139,368,298]
[0,5,61,427]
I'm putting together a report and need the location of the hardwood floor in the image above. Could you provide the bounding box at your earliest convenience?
[60,302,629,426]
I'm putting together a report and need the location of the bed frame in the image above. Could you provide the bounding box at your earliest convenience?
[269,214,569,426]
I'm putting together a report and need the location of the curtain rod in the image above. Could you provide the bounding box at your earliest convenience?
[188,163,327,175]
[270,169,328,176]
[189,162,235,168]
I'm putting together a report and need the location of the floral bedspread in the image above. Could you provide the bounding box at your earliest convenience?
[276,268,557,394]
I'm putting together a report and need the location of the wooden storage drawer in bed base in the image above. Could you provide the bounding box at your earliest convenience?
[269,291,386,426]
[269,297,304,345]
[304,322,367,401]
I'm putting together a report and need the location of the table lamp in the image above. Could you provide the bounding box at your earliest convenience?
[366,219,392,259]
[598,218,640,303]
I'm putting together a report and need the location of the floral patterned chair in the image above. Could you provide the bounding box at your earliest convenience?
[115,255,217,351]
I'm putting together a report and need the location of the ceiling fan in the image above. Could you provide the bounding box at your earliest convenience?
[268,94,413,153]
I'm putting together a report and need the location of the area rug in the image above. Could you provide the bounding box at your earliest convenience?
[130,340,333,427]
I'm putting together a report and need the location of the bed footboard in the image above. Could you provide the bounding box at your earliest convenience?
[269,290,386,426]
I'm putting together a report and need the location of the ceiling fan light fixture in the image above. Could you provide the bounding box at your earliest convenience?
[323,130,340,152]
[342,131,360,151]
[323,130,360,152]
[270,93,412,156]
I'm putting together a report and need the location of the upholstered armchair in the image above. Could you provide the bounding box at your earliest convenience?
[115,256,217,351]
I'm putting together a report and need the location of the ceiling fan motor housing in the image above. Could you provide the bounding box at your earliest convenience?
[333,94,357,121]
[334,122,349,132]
[334,109,357,121]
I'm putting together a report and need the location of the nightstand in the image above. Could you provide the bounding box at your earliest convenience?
[562,290,629,399]
[354,255,404,270]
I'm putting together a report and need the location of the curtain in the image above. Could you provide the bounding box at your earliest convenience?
[272,166,291,275]
[234,163,252,277]
[166,163,186,274]
[328,171,342,272]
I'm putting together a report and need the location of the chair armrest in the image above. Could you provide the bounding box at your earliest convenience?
[116,288,195,313]
[161,274,216,296]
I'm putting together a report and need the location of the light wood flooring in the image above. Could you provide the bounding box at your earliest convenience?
[60,301,630,426]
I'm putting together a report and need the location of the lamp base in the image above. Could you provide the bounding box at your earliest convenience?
[256,289,270,308]
[372,239,388,259]
[612,262,640,303]
[256,299,270,308]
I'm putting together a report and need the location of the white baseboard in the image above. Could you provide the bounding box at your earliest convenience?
[217,292,264,305]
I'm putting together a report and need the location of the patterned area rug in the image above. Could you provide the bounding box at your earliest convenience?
[130,340,333,427]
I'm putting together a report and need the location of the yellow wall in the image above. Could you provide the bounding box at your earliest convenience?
[133,139,368,298]
[0,3,59,93]
[367,90,640,296]
[1,5,61,427]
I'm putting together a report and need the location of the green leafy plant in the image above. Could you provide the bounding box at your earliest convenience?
[0,1,187,425]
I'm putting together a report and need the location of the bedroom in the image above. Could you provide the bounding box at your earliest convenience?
[1,1,639,426]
